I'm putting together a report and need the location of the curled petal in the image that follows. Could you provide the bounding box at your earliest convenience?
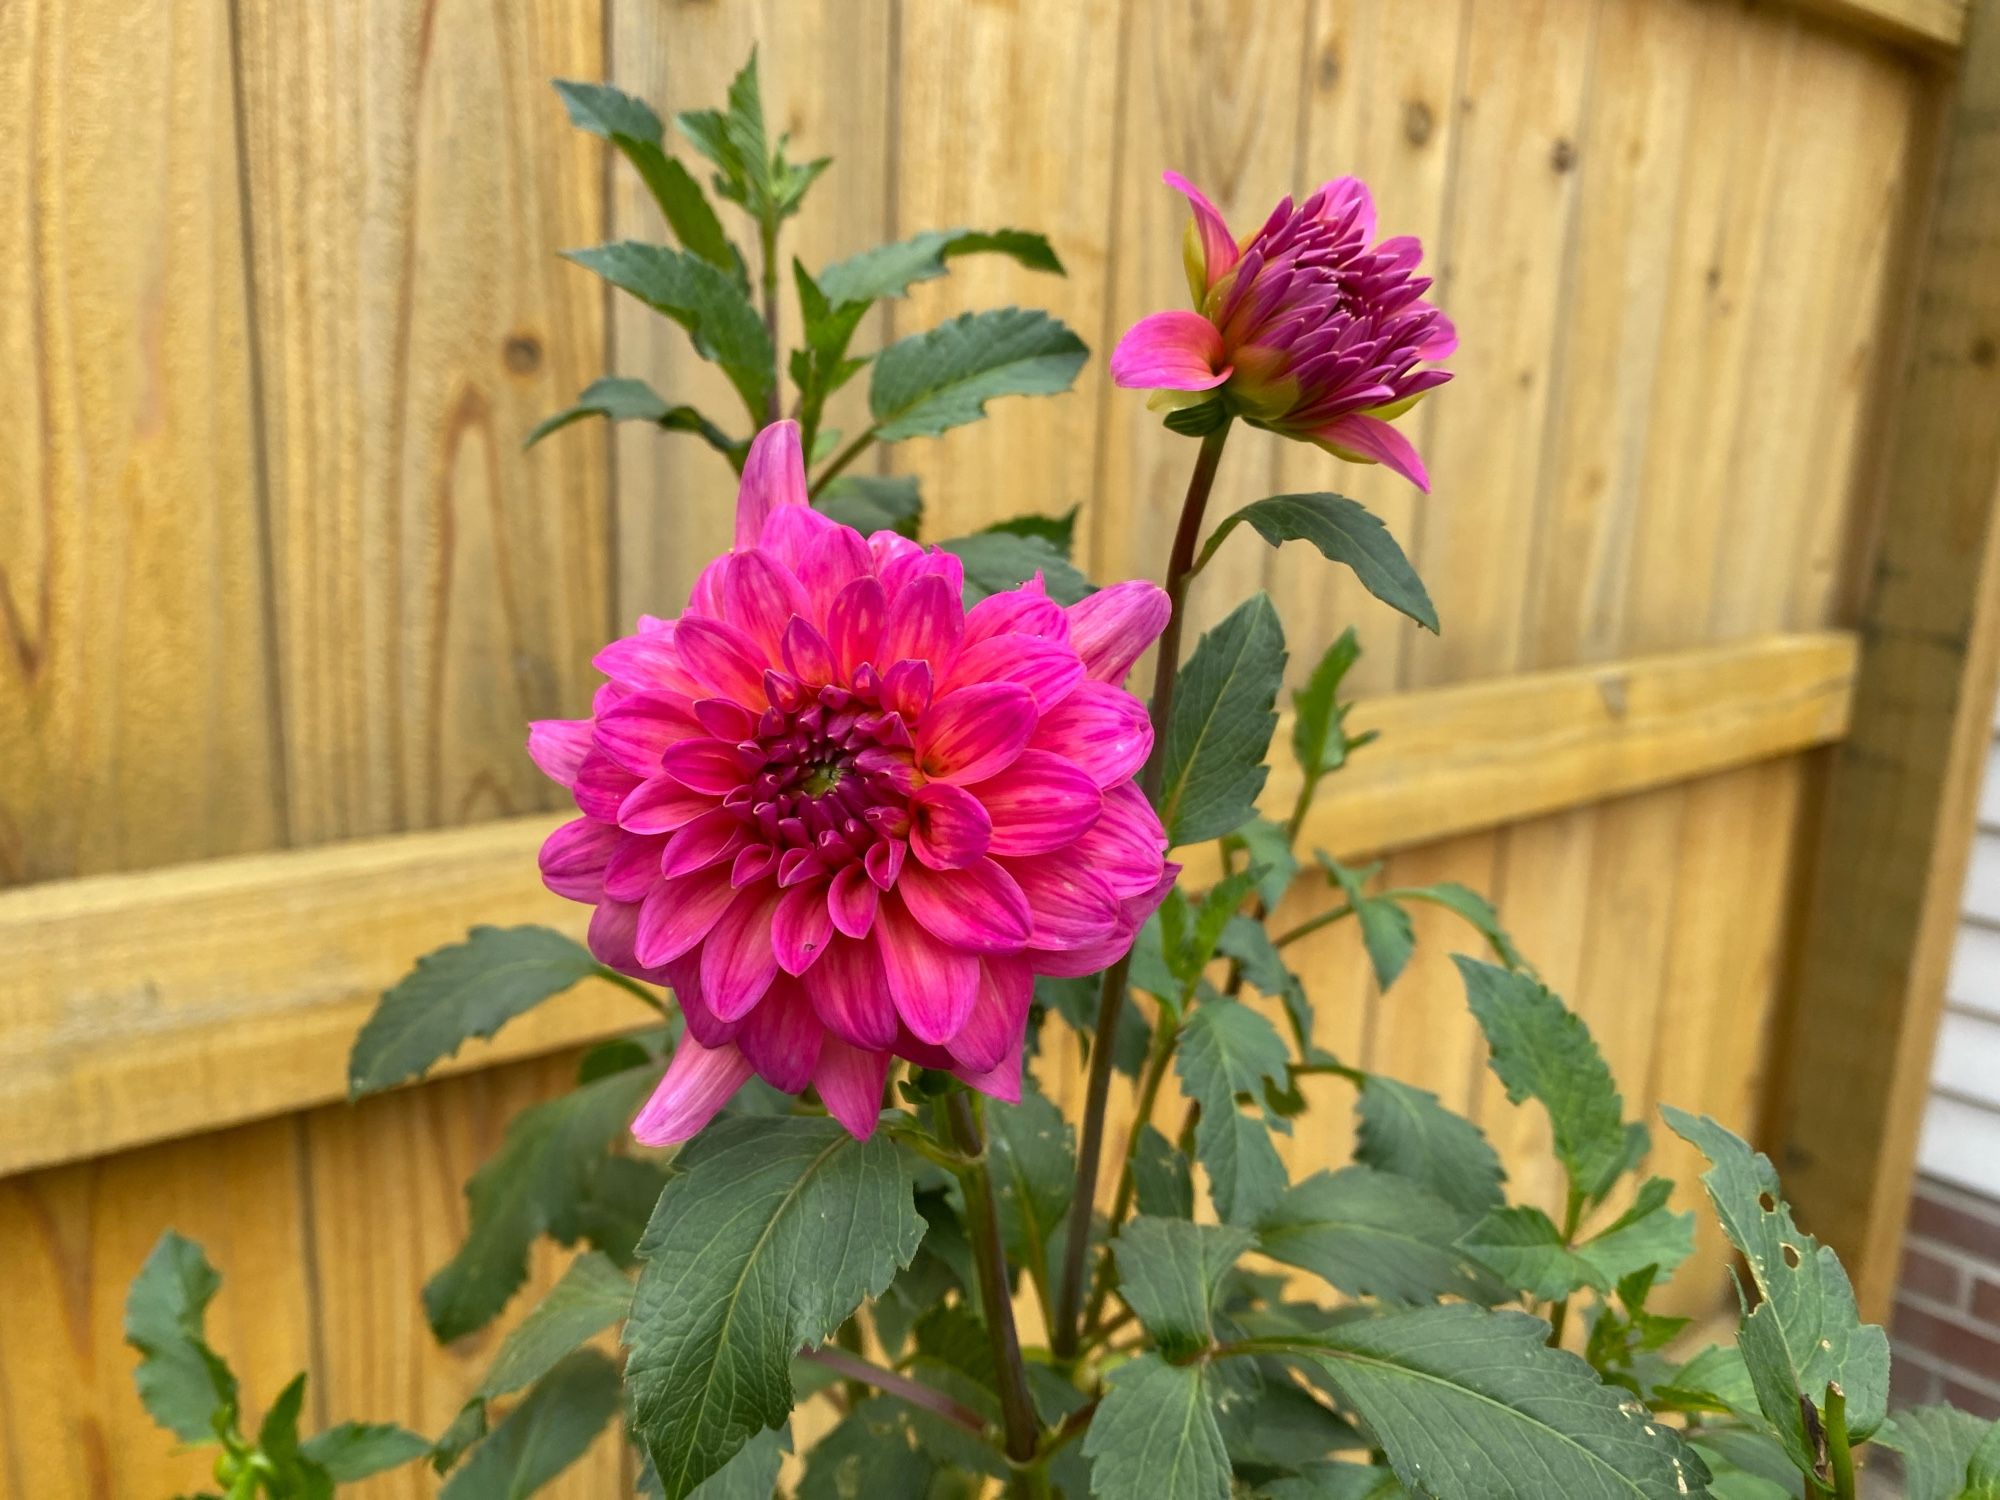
[618,774,715,835]
[917,682,1037,783]
[875,896,981,1043]
[964,584,1069,646]
[878,574,964,668]
[827,576,887,682]
[773,879,836,975]
[758,502,840,572]
[909,781,995,870]
[634,866,737,967]
[594,693,702,777]
[879,659,934,719]
[661,953,742,1047]
[735,420,808,553]
[953,1031,1024,1105]
[1314,412,1431,492]
[698,883,784,1021]
[539,817,620,902]
[632,1038,752,1147]
[813,1038,893,1140]
[573,753,642,822]
[603,832,670,902]
[1031,679,1152,788]
[675,617,770,707]
[828,862,882,938]
[1073,781,1172,900]
[947,956,1034,1074]
[971,750,1104,856]
[1164,170,1241,293]
[802,932,899,1050]
[1110,309,1231,392]
[527,719,593,787]
[735,977,823,1093]
[659,807,749,878]
[659,738,751,796]
[1007,854,1123,950]
[795,523,874,622]
[898,857,1034,952]
[1066,581,1170,686]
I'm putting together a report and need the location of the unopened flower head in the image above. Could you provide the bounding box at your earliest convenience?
[530,422,1176,1144]
[1111,171,1455,490]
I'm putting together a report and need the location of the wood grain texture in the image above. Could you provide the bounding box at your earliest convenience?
[1782,0,1968,50]
[1767,0,2000,1321]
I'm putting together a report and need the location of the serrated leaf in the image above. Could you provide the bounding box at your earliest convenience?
[1159,594,1287,846]
[653,1426,790,1500]
[625,1116,923,1498]
[1134,1123,1196,1219]
[552,81,737,275]
[1256,1304,1712,1500]
[1292,628,1367,778]
[1228,817,1301,910]
[817,473,922,538]
[125,1231,236,1443]
[348,926,602,1099]
[1112,1217,1255,1357]
[1225,1376,1368,1475]
[1259,1167,1505,1304]
[938,530,1090,605]
[1881,1406,2000,1500]
[1354,1076,1507,1226]
[1194,493,1437,632]
[1323,858,1417,991]
[525,376,739,457]
[1397,883,1527,972]
[1458,1205,1602,1300]
[1176,998,1293,1225]
[1218,916,1314,1050]
[797,1400,933,1500]
[1259,1463,1407,1498]
[439,1349,621,1500]
[1576,1178,1694,1287]
[299,1420,432,1482]
[1459,957,1629,1202]
[817,228,1062,307]
[984,1088,1074,1291]
[1083,1353,1231,1500]
[869,307,1086,442]
[982,505,1078,557]
[476,1252,631,1401]
[423,1063,660,1341]
[1663,1108,1889,1448]
[564,242,773,416]
[257,1373,331,1500]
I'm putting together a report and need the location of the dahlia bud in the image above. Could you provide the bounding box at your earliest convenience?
[1110,171,1455,491]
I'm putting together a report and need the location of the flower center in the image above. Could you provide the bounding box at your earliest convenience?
[801,762,845,797]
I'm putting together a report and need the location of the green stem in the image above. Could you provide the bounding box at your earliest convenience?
[945,1090,1043,1467]
[759,215,782,427]
[1052,419,1234,1360]
[1283,767,1323,845]
[1079,1018,1181,1340]
[592,966,671,1016]
[1824,1384,1857,1500]
[808,425,879,498]
[797,1346,988,1438]
[1547,1187,1587,1348]
[1272,902,1356,950]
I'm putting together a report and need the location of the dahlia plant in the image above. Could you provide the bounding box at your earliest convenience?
[131,51,1998,1500]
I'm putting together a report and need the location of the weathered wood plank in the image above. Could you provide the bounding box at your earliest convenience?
[1784,0,1967,52]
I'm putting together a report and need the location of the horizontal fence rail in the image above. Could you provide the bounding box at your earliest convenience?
[0,631,1857,1179]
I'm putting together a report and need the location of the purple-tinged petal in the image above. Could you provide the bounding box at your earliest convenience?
[618,775,715,835]
[953,1032,1024,1105]
[699,883,783,1021]
[1110,309,1232,392]
[969,750,1104,856]
[963,583,1069,646]
[1030,680,1152,788]
[720,548,811,659]
[1004,854,1122,949]
[633,1038,752,1147]
[940,634,1084,709]
[593,629,703,695]
[1066,581,1171,685]
[1164,170,1241,293]
[659,738,750,796]
[864,837,908,890]
[587,897,645,973]
[878,574,964,668]
[774,879,836,975]
[828,863,881,938]
[1315,412,1431,492]
[898,857,1034,953]
[758,501,840,571]
[573,753,642,821]
[735,420,808,553]
[909,781,994,870]
[876,896,980,1044]
[813,1038,892,1139]
[803,933,899,1050]
[675,616,771,706]
[916,682,1037,783]
[1071,781,1171,900]
[527,719,593,787]
[660,807,751,878]
[879,659,934,719]
[795,523,874,621]
[946,956,1033,1074]
[661,953,743,1047]
[594,693,702,777]
[782,616,838,688]
[735,977,822,1093]
[602,832,670,902]
[827,576,886,682]
[540,817,620,901]
[692,697,755,741]
[634,866,738,967]
[877,542,963,600]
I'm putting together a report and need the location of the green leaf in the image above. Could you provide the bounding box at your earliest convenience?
[1258,1166,1505,1304]
[552,81,737,275]
[1323,858,1415,991]
[569,1154,670,1268]
[1575,1177,1694,1287]
[982,505,1078,557]
[1227,816,1301,910]
[1663,1108,1889,1449]
[664,1426,790,1500]
[1292,628,1368,778]
[1224,1378,1368,1476]
[1171,869,1259,986]
[868,307,1087,442]
[797,1400,933,1500]
[1217,916,1314,1050]
[1396,883,1527,972]
[939,531,1091,605]
[125,1231,236,1443]
[1653,1344,1760,1422]
[423,1063,660,1341]
[1193,493,1437,632]
[1164,397,1231,437]
[1176,997,1292,1225]
[675,52,777,215]
[476,1251,631,1401]
[1259,1304,1712,1500]
[1083,1353,1232,1500]
[1259,1463,1407,1499]
[818,228,1063,306]
[1353,1075,1507,1226]
[1457,1205,1603,1300]
[625,1115,924,1498]
[348,926,602,1099]
[1158,593,1287,846]
[1112,1217,1254,1357]
[984,1088,1074,1290]
[300,1421,432,1482]
[564,242,773,416]
[525,377,739,457]
[439,1350,622,1500]
[1133,1123,1196,1219]
[1881,1406,2000,1500]
[1460,957,1630,1202]
[817,473,922,538]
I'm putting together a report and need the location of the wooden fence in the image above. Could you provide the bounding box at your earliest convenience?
[4,0,1998,1494]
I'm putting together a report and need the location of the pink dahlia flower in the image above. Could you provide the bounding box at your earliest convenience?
[529,422,1177,1145]
[1110,171,1455,491]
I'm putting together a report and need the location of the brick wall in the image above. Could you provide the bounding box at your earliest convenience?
[1892,1176,2000,1416]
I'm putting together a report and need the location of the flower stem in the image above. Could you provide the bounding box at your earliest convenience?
[591,966,671,1016]
[1824,1384,1857,1500]
[1052,419,1233,1360]
[797,1346,990,1438]
[1079,1018,1181,1340]
[808,424,879,498]
[759,215,782,427]
[945,1090,1043,1467]
[1271,901,1356,950]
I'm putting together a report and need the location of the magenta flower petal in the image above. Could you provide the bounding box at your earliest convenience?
[656,739,749,797]
[699,884,784,1021]
[1315,412,1431,492]
[972,750,1104,856]
[527,719,594,787]
[876,896,980,1043]
[942,634,1084,709]
[1065,581,1171,685]
[634,866,737,967]
[795,524,874,619]
[721,548,813,659]
[1074,782,1174,899]
[603,832,671,902]
[917,682,1037,782]
[909,781,995,870]
[773,880,835,976]
[662,953,743,1047]
[618,775,714,835]
[1164,169,1240,290]
[573,753,641,822]
[947,956,1034,1074]
[1110,309,1231,391]
[953,1031,1024,1105]
[1005,854,1123,949]
[813,1038,892,1139]
[633,1038,753,1147]
[828,576,887,681]
[964,585,1068,646]
[802,933,899,1050]
[540,817,620,901]
[1032,680,1153,788]
[734,419,808,552]
[735,977,822,1093]
[660,806,751,878]
[827,863,881,939]
[898,857,1035,953]
[594,693,701,777]
[880,574,966,668]
[757,502,839,571]
[675,616,770,707]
